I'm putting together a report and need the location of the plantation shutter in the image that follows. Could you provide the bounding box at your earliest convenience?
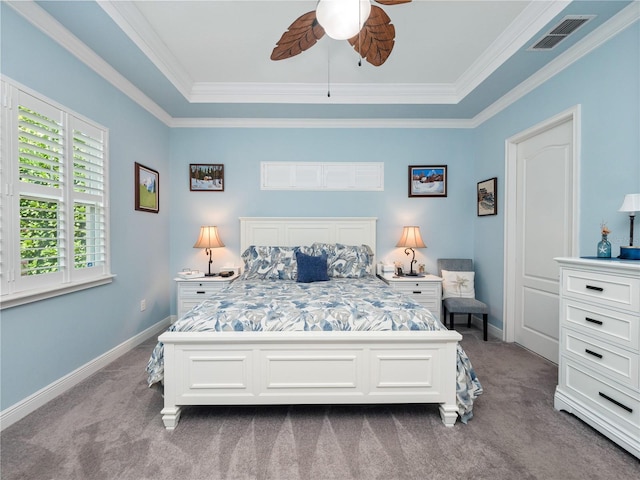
[71,118,107,278]
[15,91,65,289]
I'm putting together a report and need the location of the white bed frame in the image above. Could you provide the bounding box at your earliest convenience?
[159,217,462,429]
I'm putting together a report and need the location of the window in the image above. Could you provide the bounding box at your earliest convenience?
[1,79,112,308]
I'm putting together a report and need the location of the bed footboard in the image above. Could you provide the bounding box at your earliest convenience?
[159,330,462,430]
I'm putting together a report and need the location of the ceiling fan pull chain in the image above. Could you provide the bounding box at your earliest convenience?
[327,42,331,97]
[358,4,363,67]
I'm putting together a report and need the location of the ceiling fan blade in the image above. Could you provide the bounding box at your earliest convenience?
[348,5,395,66]
[271,11,325,61]
[374,0,412,4]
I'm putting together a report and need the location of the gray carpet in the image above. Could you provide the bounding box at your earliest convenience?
[1,327,639,480]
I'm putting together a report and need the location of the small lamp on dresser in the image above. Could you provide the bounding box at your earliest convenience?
[396,226,426,276]
[193,226,225,276]
[619,193,640,260]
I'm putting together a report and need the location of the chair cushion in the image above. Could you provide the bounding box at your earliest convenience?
[441,269,475,299]
[443,297,488,314]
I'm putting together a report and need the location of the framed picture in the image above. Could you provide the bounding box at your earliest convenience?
[408,165,447,197]
[134,162,159,213]
[190,164,224,191]
[477,177,497,216]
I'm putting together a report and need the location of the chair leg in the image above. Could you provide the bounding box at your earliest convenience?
[467,314,471,328]
[449,312,455,330]
[483,314,488,341]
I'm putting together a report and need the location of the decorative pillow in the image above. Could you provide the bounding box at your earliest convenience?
[441,270,476,299]
[295,251,329,283]
[312,242,373,278]
[240,245,312,280]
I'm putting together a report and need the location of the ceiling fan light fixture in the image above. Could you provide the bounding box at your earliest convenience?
[316,0,372,40]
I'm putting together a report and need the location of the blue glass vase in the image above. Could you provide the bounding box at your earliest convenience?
[597,234,611,258]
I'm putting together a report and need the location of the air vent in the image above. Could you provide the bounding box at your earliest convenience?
[529,15,595,51]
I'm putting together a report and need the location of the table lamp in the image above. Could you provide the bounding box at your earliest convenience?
[619,193,640,260]
[193,226,225,276]
[396,226,426,276]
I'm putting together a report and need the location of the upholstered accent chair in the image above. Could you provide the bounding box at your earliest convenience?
[437,258,488,341]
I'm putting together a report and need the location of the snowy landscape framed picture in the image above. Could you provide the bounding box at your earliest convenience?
[408,165,447,197]
[134,162,159,213]
[190,164,224,192]
[477,177,497,216]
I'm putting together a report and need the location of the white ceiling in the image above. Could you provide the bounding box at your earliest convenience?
[22,0,636,120]
[99,0,564,104]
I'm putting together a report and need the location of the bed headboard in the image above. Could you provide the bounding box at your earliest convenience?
[239,217,377,262]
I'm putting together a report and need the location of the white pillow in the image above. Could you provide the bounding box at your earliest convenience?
[441,270,475,299]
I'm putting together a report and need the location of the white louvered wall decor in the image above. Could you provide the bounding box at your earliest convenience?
[260,162,384,191]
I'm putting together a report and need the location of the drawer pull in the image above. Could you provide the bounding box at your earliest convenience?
[413,291,422,294]
[598,392,633,413]
[585,285,604,292]
[585,317,603,326]
[584,349,603,359]
[196,290,206,294]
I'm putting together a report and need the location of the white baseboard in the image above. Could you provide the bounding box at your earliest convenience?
[0,316,171,431]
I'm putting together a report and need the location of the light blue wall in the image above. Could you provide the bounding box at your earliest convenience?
[0,5,171,410]
[472,22,640,332]
[168,127,475,312]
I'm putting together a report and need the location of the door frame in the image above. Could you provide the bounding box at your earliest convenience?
[503,105,581,343]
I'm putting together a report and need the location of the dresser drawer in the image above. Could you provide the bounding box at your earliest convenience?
[562,269,640,312]
[563,300,639,351]
[561,359,639,430]
[563,328,639,388]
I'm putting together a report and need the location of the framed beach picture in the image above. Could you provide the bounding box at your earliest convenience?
[134,162,159,213]
[190,164,224,191]
[477,177,497,216]
[408,165,447,197]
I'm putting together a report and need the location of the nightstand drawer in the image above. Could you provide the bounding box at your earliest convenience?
[562,359,639,430]
[178,284,221,297]
[564,300,639,350]
[563,328,638,388]
[391,282,439,296]
[562,269,640,312]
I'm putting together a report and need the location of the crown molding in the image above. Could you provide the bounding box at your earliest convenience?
[98,0,193,101]
[455,0,571,100]
[170,117,475,129]
[471,0,640,127]
[5,0,173,126]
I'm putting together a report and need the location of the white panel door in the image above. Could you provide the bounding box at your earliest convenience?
[514,118,574,363]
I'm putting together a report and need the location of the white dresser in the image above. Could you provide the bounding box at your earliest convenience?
[175,274,238,319]
[377,273,442,322]
[555,257,639,458]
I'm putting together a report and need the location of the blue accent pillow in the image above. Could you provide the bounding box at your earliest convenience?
[296,251,329,283]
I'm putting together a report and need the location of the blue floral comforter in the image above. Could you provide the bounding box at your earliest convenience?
[146,276,482,422]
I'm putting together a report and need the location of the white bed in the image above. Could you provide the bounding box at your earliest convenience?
[155,217,468,430]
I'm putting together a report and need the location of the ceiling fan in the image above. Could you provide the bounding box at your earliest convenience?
[271,0,412,67]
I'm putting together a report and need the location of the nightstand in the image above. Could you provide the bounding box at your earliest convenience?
[175,274,238,318]
[378,272,442,322]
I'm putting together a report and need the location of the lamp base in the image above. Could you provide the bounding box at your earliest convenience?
[404,272,419,276]
[204,273,217,277]
[619,246,640,260]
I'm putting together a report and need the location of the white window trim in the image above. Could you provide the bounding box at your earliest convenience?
[1,77,113,309]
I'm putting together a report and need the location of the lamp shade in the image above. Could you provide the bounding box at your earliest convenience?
[396,226,426,248]
[619,193,640,213]
[316,0,372,40]
[193,226,225,249]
